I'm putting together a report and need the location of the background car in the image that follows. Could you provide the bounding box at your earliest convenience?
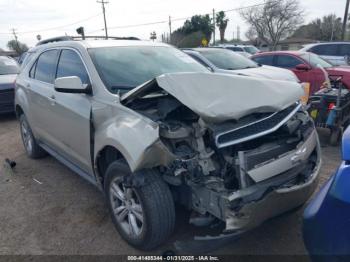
[183,48,300,82]
[251,51,350,95]
[303,126,350,256]
[300,42,350,66]
[0,56,19,114]
[217,44,260,55]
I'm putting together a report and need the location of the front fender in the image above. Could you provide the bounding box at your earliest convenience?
[93,101,174,172]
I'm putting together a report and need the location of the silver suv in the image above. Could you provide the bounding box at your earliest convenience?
[300,42,350,66]
[15,37,321,250]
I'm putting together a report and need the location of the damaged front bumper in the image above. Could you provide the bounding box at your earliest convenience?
[225,160,320,232]
[224,130,321,232]
[190,129,321,234]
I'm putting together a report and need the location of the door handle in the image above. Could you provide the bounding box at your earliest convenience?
[49,95,56,105]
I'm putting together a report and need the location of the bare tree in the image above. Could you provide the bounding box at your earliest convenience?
[245,27,257,43]
[240,0,304,50]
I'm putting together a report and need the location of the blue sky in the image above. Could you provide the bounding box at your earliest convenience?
[0,0,346,49]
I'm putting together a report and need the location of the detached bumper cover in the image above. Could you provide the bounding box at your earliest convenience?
[224,131,321,232]
[0,88,15,113]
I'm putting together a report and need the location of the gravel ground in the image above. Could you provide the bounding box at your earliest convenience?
[0,113,341,256]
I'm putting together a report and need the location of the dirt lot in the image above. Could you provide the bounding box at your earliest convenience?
[0,113,341,256]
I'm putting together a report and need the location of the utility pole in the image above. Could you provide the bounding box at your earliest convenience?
[342,0,350,40]
[237,26,240,41]
[169,16,172,44]
[11,28,20,51]
[212,9,216,45]
[97,0,109,39]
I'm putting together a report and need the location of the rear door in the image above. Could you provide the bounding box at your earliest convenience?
[47,48,93,174]
[26,49,60,144]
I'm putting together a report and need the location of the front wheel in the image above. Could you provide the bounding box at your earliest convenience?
[104,160,175,250]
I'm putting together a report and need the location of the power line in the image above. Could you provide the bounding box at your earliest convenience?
[98,2,272,32]
[0,13,102,35]
[1,2,272,36]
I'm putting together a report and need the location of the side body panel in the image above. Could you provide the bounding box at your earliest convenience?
[92,100,175,173]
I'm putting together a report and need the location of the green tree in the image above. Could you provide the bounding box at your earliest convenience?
[293,14,342,41]
[172,14,214,45]
[7,40,28,55]
[216,11,229,44]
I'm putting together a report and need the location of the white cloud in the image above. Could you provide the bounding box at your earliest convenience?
[0,0,346,50]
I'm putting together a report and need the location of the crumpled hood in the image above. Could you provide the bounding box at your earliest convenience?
[122,72,304,123]
[233,65,299,82]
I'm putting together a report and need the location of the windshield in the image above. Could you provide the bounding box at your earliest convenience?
[300,52,332,68]
[198,49,258,70]
[0,57,19,75]
[88,46,208,93]
[243,46,259,54]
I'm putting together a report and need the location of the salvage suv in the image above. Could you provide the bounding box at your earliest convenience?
[15,37,322,250]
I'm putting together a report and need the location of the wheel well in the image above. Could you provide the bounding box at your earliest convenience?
[96,146,125,185]
[15,105,24,118]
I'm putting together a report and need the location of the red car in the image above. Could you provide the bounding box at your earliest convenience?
[251,51,350,95]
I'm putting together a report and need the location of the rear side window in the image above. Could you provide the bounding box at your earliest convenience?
[34,50,59,84]
[56,49,90,84]
[187,53,209,67]
[275,55,302,68]
[339,44,350,56]
[252,55,274,66]
[310,44,338,56]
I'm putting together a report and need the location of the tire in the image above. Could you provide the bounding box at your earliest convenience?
[104,160,175,250]
[329,127,342,146]
[19,114,47,158]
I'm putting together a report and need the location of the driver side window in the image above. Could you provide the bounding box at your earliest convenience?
[56,49,90,85]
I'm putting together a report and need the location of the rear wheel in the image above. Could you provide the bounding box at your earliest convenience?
[19,114,47,158]
[329,127,342,146]
[104,160,175,250]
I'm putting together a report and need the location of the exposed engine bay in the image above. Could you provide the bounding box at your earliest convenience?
[122,77,321,232]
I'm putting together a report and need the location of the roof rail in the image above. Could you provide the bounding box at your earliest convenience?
[36,35,140,46]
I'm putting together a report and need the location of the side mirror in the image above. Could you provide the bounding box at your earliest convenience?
[295,64,310,71]
[54,76,91,94]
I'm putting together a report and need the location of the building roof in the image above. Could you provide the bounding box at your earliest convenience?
[277,38,318,45]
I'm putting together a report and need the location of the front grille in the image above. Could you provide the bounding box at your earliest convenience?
[215,102,301,148]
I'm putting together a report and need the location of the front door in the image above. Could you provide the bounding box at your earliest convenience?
[46,49,93,175]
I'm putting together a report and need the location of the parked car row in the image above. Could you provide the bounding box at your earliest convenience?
[0,56,19,114]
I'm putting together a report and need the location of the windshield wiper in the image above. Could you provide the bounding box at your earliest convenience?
[110,85,134,91]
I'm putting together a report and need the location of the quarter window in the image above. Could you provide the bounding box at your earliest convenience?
[275,55,302,68]
[310,44,338,56]
[56,49,90,84]
[34,50,59,84]
[252,55,274,66]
